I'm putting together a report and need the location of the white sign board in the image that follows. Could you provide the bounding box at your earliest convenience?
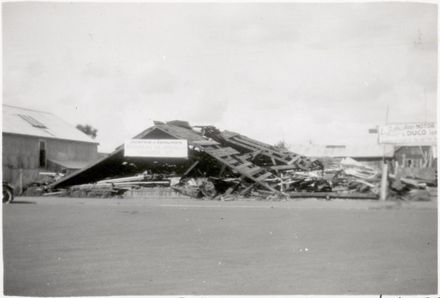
[379,122,437,145]
[124,139,188,158]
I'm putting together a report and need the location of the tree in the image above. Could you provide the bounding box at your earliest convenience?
[76,124,98,139]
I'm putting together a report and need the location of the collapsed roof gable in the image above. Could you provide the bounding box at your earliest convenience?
[50,122,202,188]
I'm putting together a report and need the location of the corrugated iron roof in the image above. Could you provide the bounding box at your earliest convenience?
[155,124,207,143]
[48,159,93,170]
[2,105,98,144]
[288,144,395,158]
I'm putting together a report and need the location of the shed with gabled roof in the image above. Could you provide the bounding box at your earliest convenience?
[2,104,99,190]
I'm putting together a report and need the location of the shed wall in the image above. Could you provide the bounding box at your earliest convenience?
[2,133,98,190]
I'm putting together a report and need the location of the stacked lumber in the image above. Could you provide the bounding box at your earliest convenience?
[61,172,171,198]
[96,173,170,188]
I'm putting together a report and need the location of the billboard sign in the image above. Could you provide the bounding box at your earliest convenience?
[378,122,437,145]
[124,139,188,158]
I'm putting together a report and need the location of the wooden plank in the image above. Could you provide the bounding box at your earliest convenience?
[236,154,251,162]
[218,164,227,177]
[239,184,254,195]
[97,174,145,184]
[224,138,256,151]
[288,192,379,199]
[181,160,200,178]
[111,181,170,186]
[256,172,273,181]
[220,157,240,167]
[232,134,273,150]
[205,147,240,157]
[43,191,64,196]
[233,162,253,171]
[400,177,425,188]
[287,155,301,165]
[270,164,301,171]
[228,160,240,166]
[231,137,271,151]
[221,130,240,139]
[280,172,285,192]
[251,149,263,159]
[240,166,264,176]
[191,140,220,146]
[223,157,237,163]
[246,167,264,176]
[252,180,279,193]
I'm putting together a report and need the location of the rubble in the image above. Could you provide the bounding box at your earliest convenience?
[389,173,436,201]
[46,121,435,201]
[22,171,65,196]
[68,184,128,198]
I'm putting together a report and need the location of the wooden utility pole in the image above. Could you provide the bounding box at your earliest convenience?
[380,162,388,201]
[379,105,390,201]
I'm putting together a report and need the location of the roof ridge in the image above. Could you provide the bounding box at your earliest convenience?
[3,104,54,115]
[3,104,99,144]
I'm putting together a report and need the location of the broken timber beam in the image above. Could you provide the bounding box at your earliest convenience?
[181,160,200,178]
[196,143,280,194]
[288,192,379,200]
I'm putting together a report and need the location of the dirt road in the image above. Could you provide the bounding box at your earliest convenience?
[3,197,437,296]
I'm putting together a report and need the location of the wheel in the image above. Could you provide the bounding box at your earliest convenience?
[3,186,14,204]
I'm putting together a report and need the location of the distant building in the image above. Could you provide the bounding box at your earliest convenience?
[288,144,395,169]
[2,104,99,190]
[289,143,437,179]
[394,146,436,168]
[392,146,437,179]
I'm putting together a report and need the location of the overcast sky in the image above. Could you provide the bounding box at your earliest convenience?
[3,2,437,152]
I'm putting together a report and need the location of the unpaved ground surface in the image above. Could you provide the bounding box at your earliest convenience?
[3,196,437,296]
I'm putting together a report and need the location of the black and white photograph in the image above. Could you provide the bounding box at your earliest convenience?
[2,1,438,296]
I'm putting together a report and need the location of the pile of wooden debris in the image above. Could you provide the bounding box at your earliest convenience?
[46,121,435,201]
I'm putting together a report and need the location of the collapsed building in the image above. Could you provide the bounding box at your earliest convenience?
[46,120,433,200]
